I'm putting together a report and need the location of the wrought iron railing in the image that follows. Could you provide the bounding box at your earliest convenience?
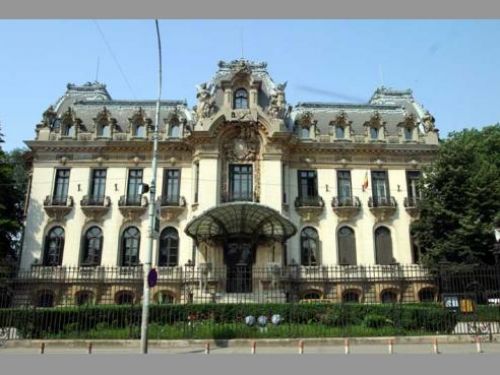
[44,195,73,207]
[404,196,421,207]
[118,194,147,207]
[368,196,397,208]
[80,195,111,207]
[160,195,186,207]
[295,195,325,207]
[332,196,361,208]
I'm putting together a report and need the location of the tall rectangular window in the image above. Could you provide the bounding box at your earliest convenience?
[229,164,253,201]
[163,169,181,205]
[298,170,318,200]
[371,171,390,205]
[337,170,352,204]
[126,169,143,205]
[90,169,106,204]
[53,169,70,205]
[406,171,421,199]
[194,162,199,203]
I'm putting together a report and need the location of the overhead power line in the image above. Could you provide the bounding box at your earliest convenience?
[92,20,137,100]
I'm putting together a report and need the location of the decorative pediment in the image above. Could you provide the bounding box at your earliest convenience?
[295,111,316,129]
[60,107,84,133]
[329,111,351,128]
[397,113,417,129]
[40,106,57,128]
[364,111,386,129]
[128,107,152,132]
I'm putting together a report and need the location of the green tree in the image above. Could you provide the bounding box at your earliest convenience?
[0,123,25,266]
[412,124,500,268]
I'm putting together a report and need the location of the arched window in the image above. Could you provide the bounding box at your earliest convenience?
[36,290,55,308]
[75,291,94,306]
[121,227,140,266]
[301,227,319,266]
[233,88,249,109]
[381,290,398,304]
[134,124,145,138]
[158,227,179,267]
[301,290,322,300]
[370,127,379,140]
[98,124,110,137]
[374,226,394,265]
[338,226,357,265]
[418,288,435,303]
[115,291,135,305]
[81,226,103,266]
[43,226,65,266]
[342,290,360,303]
[168,119,180,138]
[155,291,175,304]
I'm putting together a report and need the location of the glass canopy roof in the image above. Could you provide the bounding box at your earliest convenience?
[184,202,297,244]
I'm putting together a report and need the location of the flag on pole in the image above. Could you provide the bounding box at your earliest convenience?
[362,172,369,192]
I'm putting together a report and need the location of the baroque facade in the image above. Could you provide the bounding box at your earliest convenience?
[16,59,440,307]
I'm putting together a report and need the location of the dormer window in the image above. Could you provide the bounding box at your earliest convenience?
[335,126,345,139]
[234,88,248,109]
[98,124,110,137]
[134,124,145,138]
[404,127,413,141]
[370,127,379,140]
[300,127,310,139]
[63,124,75,137]
[168,119,180,138]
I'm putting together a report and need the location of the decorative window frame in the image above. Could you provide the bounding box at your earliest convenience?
[93,107,116,139]
[329,111,352,141]
[363,111,387,142]
[128,107,152,139]
[295,111,317,140]
[397,113,419,143]
[59,107,82,139]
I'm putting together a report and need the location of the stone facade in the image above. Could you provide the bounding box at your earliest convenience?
[17,59,440,306]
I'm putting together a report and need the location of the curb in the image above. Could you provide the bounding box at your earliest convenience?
[3,334,499,349]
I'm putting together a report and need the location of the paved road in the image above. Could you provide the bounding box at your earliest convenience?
[2,343,500,355]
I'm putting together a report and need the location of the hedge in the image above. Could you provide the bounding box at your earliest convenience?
[0,303,459,339]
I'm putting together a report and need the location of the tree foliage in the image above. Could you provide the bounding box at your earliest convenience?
[412,124,500,268]
[0,123,26,265]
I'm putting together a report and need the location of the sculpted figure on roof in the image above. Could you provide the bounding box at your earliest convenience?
[195,82,217,120]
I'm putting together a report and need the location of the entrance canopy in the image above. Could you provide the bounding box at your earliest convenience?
[185,202,297,244]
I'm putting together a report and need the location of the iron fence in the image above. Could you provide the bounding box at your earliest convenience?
[0,264,499,341]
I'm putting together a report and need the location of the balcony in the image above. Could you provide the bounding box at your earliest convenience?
[158,195,187,221]
[43,195,74,221]
[118,194,148,222]
[294,195,325,223]
[80,195,111,222]
[404,196,421,218]
[331,196,361,221]
[221,191,256,203]
[368,196,397,222]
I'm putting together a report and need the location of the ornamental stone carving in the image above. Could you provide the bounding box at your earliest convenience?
[295,111,316,129]
[223,126,259,162]
[267,82,287,119]
[422,111,437,133]
[195,82,217,119]
[40,106,57,129]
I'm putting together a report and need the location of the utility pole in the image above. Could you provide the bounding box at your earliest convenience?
[140,19,162,354]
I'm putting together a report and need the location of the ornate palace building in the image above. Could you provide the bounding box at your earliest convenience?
[14,59,440,307]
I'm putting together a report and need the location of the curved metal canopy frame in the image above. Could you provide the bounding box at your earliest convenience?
[184,202,297,244]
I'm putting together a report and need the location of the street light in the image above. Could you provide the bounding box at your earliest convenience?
[494,224,500,265]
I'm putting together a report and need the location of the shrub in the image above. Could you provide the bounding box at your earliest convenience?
[363,314,393,328]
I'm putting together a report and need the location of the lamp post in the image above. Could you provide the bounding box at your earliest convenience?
[493,225,500,265]
[140,19,162,354]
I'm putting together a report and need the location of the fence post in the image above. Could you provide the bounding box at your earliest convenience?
[432,337,440,354]
[344,338,350,354]
[298,339,304,354]
[40,342,45,354]
[88,342,93,354]
[388,339,394,354]
[205,342,210,354]
[475,336,483,354]
[251,340,256,355]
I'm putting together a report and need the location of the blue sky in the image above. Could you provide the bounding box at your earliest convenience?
[1,20,500,151]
